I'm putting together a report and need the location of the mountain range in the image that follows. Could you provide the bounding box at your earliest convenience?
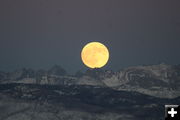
[0,63,180,120]
[1,63,180,98]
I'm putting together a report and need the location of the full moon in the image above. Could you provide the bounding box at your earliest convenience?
[81,42,109,68]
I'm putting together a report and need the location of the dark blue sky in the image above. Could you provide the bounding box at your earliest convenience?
[0,0,180,73]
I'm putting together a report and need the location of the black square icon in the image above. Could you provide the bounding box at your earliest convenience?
[165,105,180,120]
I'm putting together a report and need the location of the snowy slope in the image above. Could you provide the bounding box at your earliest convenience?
[0,83,179,120]
[0,64,180,98]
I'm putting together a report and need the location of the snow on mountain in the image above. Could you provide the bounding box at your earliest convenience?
[0,83,179,120]
[0,64,180,98]
[76,75,105,86]
[101,64,180,98]
[74,64,180,98]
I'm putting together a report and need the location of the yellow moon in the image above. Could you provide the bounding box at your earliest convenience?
[81,42,109,68]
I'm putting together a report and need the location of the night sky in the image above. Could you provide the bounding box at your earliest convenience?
[0,0,180,73]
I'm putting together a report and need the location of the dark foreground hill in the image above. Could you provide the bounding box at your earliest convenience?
[0,83,179,120]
